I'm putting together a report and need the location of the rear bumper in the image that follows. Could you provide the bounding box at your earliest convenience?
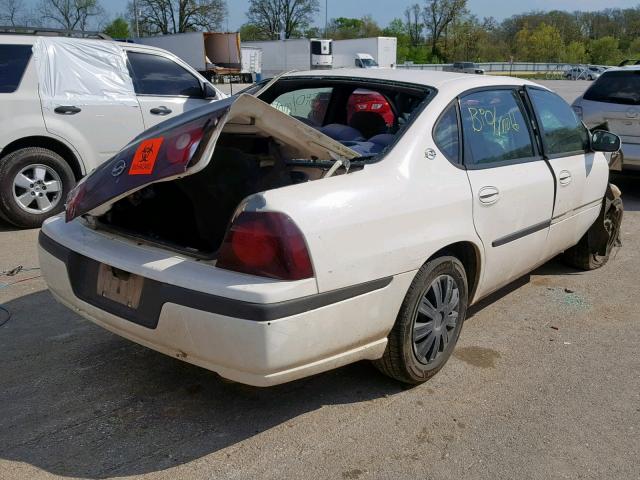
[39,226,413,386]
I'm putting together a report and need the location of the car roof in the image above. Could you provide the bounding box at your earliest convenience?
[0,34,173,55]
[599,65,640,73]
[283,69,544,95]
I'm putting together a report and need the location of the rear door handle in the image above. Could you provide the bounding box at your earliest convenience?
[558,170,572,186]
[478,186,500,205]
[54,105,81,115]
[150,106,172,116]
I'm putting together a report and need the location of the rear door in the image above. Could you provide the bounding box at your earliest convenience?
[36,39,146,171]
[460,88,555,296]
[526,87,608,254]
[126,50,213,129]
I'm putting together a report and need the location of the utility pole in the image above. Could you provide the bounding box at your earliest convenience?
[325,0,328,38]
[133,0,140,37]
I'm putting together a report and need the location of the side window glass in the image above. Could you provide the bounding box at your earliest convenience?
[528,88,589,155]
[271,87,332,126]
[0,45,32,93]
[433,103,459,163]
[460,89,535,166]
[127,52,203,97]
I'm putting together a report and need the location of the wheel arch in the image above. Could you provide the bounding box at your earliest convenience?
[425,240,482,304]
[0,136,85,180]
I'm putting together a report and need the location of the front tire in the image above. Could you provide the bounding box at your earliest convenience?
[0,147,75,228]
[562,194,623,270]
[374,256,468,384]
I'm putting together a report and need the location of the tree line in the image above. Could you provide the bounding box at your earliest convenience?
[2,0,638,65]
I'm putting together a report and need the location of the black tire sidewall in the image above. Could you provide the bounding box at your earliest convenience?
[0,148,75,228]
[399,256,468,382]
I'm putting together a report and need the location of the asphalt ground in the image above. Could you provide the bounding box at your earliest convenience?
[1,80,638,480]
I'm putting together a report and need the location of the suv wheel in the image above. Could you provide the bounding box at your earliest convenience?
[0,147,75,228]
[374,256,468,384]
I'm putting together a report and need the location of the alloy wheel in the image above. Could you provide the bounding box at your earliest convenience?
[12,164,63,215]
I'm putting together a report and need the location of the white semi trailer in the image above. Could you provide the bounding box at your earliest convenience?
[332,37,397,69]
[137,32,260,81]
[241,38,332,77]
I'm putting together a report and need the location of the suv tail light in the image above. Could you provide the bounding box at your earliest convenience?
[216,212,314,281]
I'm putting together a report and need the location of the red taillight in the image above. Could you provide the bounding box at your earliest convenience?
[165,123,205,165]
[216,212,314,281]
[65,181,87,222]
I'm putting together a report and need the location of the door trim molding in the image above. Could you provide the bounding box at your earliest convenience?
[492,219,551,247]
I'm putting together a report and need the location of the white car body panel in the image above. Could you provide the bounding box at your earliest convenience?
[39,69,612,386]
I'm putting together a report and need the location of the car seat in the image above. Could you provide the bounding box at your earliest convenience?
[348,111,388,139]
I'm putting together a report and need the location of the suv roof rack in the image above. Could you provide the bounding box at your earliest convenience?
[0,25,112,39]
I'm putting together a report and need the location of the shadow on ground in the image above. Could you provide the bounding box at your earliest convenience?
[0,173,636,478]
[0,290,408,478]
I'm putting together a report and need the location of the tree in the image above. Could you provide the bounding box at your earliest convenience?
[240,22,268,40]
[404,4,422,47]
[422,0,467,57]
[563,41,587,64]
[0,0,30,26]
[103,17,130,38]
[38,0,105,31]
[528,23,563,62]
[246,0,320,40]
[326,16,381,40]
[128,0,227,36]
[589,36,622,65]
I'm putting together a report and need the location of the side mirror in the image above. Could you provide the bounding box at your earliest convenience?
[591,129,621,153]
[203,83,217,99]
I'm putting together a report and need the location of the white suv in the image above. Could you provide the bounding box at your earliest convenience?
[0,34,224,227]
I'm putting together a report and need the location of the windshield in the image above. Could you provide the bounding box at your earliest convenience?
[583,70,640,105]
[361,58,378,67]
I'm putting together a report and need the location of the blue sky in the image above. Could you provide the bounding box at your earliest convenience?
[98,0,640,30]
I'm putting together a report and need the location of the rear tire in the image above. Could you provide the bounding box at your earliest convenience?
[374,256,468,384]
[562,196,623,270]
[0,147,75,228]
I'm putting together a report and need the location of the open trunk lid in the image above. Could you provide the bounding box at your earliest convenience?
[66,94,359,222]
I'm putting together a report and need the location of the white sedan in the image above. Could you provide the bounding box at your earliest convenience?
[39,70,623,387]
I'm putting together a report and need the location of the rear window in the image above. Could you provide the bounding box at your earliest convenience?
[583,70,640,105]
[0,45,32,93]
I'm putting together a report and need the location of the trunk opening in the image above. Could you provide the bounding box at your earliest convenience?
[96,132,356,258]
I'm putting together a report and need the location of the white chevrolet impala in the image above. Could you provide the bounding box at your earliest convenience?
[39,70,623,386]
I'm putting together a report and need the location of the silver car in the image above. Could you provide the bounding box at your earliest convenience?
[564,66,604,81]
[573,66,640,171]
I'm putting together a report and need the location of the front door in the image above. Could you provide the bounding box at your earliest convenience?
[126,51,212,129]
[526,87,609,255]
[459,88,555,298]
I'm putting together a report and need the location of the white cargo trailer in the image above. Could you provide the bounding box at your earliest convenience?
[241,46,262,81]
[332,37,397,69]
[241,38,332,77]
[137,32,242,81]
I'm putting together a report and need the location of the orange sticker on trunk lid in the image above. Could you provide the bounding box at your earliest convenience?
[129,137,164,175]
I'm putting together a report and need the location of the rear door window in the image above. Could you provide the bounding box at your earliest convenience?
[0,45,32,93]
[433,103,460,164]
[127,52,203,97]
[459,89,536,167]
[583,70,640,105]
[528,88,589,156]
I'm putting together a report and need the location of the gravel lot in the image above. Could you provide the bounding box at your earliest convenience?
[1,81,639,480]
